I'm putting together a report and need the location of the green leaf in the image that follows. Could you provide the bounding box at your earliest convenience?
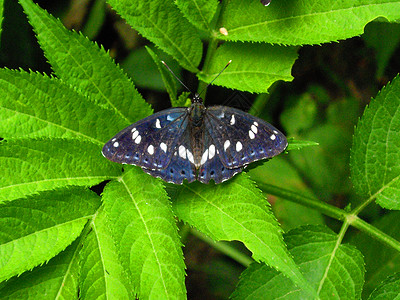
[0,187,101,282]
[0,69,128,142]
[0,239,81,299]
[146,46,177,103]
[0,138,120,202]
[231,225,365,299]
[172,174,317,298]
[198,42,297,93]
[175,0,218,32]
[350,212,400,298]
[102,167,186,299]
[363,21,400,78]
[248,157,324,231]
[106,0,203,73]
[19,0,151,124]
[79,208,132,300]
[286,139,319,151]
[351,75,400,209]
[220,0,400,45]
[368,273,400,300]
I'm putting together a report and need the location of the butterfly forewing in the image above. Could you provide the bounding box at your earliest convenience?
[102,108,188,170]
[205,106,287,169]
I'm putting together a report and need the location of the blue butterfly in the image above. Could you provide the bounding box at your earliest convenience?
[102,93,287,184]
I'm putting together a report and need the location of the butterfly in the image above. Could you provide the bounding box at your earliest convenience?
[102,93,287,184]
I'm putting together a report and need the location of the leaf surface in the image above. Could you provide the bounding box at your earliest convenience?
[106,0,203,72]
[198,42,297,93]
[172,174,316,297]
[231,225,365,299]
[175,0,218,32]
[102,167,186,299]
[351,75,400,209]
[0,138,120,202]
[220,0,400,45]
[0,188,100,282]
[19,0,151,124]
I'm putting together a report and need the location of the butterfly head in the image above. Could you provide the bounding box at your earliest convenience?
[192,93,203,104]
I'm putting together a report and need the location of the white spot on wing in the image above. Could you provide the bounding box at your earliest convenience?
[112,138,116,142]
[179,145,186,159]
[131,127,136,132]
[134,135,141,144]
[201,149,209,165]
[249,130,255,139]
[270,134,276,140]
[273,130,278,134]
[224,140,230,151]
[113,141,119,147]
[147,144,155,155]
[236,141,243,152]
[186,149,195,164]
[230,115,235,125]
[167,115,175,121]
[155,119,161,128]
[160,142,167,152]
[253,121,258,127]
[132,130,139,140]
[251,124,258,134]
[209,144,216,159]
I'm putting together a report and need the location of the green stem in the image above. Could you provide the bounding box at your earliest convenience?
[191,229,254,267]
[257,182,400,252]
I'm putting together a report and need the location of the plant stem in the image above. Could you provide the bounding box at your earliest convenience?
[191,229,254,267]
[257,181,400,252]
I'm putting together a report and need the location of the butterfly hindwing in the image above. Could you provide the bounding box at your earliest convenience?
[205,106,287,169]
[102,108,188,170]
[142,126,197,184]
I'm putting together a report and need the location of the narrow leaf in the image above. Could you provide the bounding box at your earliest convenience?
[146,46,177,103]
[231,225,365,299]
[172,174,317,297]
[286,139,319,151]
[0,188,101,282]
[79,208,132,300]
[102,167,186,299]
[198,42,297,93]
[351,75,400,209]
[0,138,120,202]
[0,69,128,142]
[0,239,81,300]
[175,0,218,32]
[19,0,151,123]
[106,0,203,72]
[220,0,400,45]
[368,273,400,300]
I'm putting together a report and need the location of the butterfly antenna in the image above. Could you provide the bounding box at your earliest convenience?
[161,61,193,94]
[198,60,232,97]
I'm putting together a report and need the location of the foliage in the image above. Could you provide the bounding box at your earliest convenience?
[0,0,400,299]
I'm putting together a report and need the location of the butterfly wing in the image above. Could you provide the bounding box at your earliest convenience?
[205,106,287,169]
[102,108,188,171]
[197,128,243,184]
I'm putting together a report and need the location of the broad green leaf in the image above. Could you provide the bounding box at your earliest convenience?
[175,0,218,32]
[19,0,152,124]
[106,0,203,73]
[248,157,324,231]
[0,138,120,202]
[231,225,365,299]
[220,0,400,45]
[0,239,81,300]
[0,187,101,282]
[102,167,186,299]
[146,46,177,103]
[172,174,317,298]
[350,212,400,298]
[79,208,132,300]
[197,42,297,93]
[0,69,128,142]
[351,75,400,209]
[364,21,400,78]
[368,273,400,300]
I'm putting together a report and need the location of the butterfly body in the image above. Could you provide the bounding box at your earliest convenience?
[102,94,287,184]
